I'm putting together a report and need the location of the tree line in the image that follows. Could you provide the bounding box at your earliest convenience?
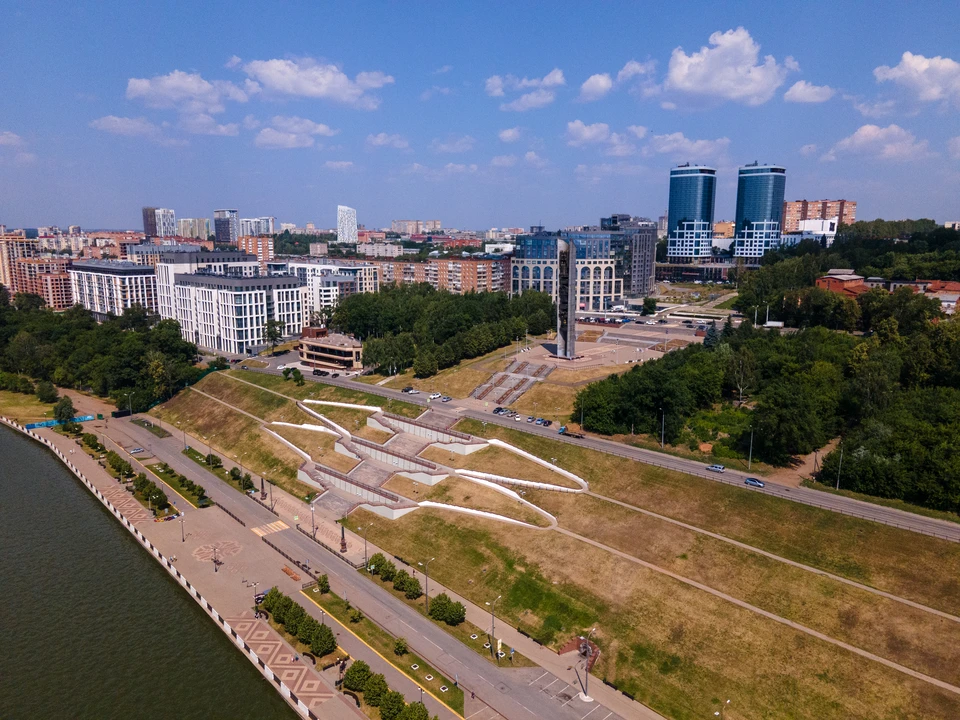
[0,287,202,412]
[575,313,960,512]
[331,284,554,378]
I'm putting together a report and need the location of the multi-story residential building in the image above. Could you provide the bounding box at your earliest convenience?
[298,327,363,371]
[782,199,856,233]
[68,225,81,235]
[337,206,358,244]
[511,231,623,311]
[142,207,176,238]
[627,222,658,297]
[238,217,276,236]
[782,217,840,248]
[213,209,239,245]
[358,242,403,258]
[279,222,297,233]
[177,217,211,240]
[69,259,157,320]
[237,235,275,270]
[357,230,387,243]
[174,273,306,355]
[368,257,508,294]
[155,250,259,321]
[733,163,787,259]
[309,242,328,256]
[285,259,379,315]
[12,257,73,309]
[712,221,735,239]
[666,165,717,262]
[0,231,38,289]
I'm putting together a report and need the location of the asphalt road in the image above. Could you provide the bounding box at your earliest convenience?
[113,417,620,720]
[253,360,960,544]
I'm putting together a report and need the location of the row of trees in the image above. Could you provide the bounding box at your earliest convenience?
[367,553,424,599]
[343,660,435,720]
[131,472,169,513]
[260,586,339,658]
[333,284,554,378]
[155,462,209,503]
[0,288,202,412]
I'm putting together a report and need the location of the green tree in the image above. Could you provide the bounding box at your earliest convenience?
[368,553,387,574]
[403,577,422,600]
[392,569,410,592]
[362,673,388,707]
[310,622,337,657]
[393,637,408,656]
[343,660,371,691]
[263,318,286,355]
[413,350,438,378]
[378,691,407,720]
[397,702,430,720]
[291,368,305,386]
[261,587,283,613]
[379,560,397,582]
[53,396,75,424]
[283,603,306,634]
[642,297,658,315]
[36,380,58,403]
[703,322,720,349]
[297,615,319,645]
[317,574,330,593]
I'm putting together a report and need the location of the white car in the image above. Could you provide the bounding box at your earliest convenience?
[645,320,657,325]
[277,364,286,370]
[429,392,442,400]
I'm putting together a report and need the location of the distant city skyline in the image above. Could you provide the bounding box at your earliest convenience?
[2,1,959,229]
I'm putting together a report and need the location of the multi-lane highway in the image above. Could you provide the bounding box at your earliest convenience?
[252,357,960,544]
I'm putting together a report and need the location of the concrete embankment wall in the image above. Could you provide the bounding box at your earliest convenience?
[0,416,319,720]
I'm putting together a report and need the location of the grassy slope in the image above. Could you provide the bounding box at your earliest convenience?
[454,418,960,617]
[0,390,55,422]
[347,508,960,720]
[420,445,580,489]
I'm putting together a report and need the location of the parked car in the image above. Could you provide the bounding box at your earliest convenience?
[277,364,287,370]
[645,320,657,325]
[744,477,765,488]
[543,420,553,427]
[535,418,544,425]
[682,320,693,325]
[526,416,535,423]
[658,319,668,324]
[441,396,452,403]
[330,373,339,378]
[706,464,726,473]
[130,447,144,454]
[514,414,523,421]
[429,392,442,400]
[241,365,248,370]
[402,386,420,394]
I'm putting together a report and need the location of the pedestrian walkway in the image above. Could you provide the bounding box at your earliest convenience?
[252,519,289,536]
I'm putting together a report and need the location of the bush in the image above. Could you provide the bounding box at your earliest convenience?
[379,560,397,583]
[343,660,371,691]
[284,603,306,634]
[205,453,222,468]
[311,623,337,657]
[36,380,58,403]
[317,574,330,594]
[368,552,387,574]
[428,592,465,625]
[297,615,319,644]
[362,673,388,707]
[82,433,100,450]
[349,609,364,623]
[379,690,407,720]
[273,595,293,625]
[229,466,242,481]
[397,702,430,720]
[403,577,422,600]
[392,569,410,592]
[261,587,282,613]
[393,637,408,656]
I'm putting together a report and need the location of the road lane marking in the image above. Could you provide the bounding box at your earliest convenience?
[251,520,289,536]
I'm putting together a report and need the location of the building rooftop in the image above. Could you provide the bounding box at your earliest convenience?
[173,273,304,289]
[300,327,361,347]
[70,259,154,273]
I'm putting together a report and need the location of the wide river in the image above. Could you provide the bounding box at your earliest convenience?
[0,427,293,719]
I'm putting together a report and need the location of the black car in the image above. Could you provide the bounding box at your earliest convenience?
[331,373,339,378]
[658,319,668,324]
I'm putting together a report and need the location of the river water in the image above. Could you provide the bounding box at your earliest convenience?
[0,427,293,719]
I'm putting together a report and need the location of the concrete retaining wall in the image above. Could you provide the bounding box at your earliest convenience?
[487,438,588,489]
[458,468,582,494]
[417,500,540,528]
[302,399,382,413]
[431,440,488,456]
[357,503,420,520]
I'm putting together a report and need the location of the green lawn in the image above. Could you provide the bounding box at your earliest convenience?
[302,587,465,716]
[131,417,172,438]
[146,462,212,508]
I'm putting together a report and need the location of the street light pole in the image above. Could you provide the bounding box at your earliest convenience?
[363,524,374,568]
[311,502,316,538]
[180,514,185,542]
[419,557,435,613]
[748,425,754,470]
[491,594,501,663]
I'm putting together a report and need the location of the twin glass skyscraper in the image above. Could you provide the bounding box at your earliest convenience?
[666,162,787,262]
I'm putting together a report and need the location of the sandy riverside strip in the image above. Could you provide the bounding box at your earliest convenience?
[553,526,960,697]
[0,416,321,720]
[585,490,960,625]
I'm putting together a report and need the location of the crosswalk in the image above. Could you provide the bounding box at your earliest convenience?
[251,520,289,537]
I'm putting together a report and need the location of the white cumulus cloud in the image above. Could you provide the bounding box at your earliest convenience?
[430,135,476,153]
[243,58,393,109]
[487,68,566,111]
[784,80,835,103]
[367,132,409,149]
[566,120,610,146]
[524,151,548,168]
[646,131,731,160]
[490,154,517,167]
[665,27,793,105]
[180,113,239,136]
[627,125,648,139]
[799,143,818,156]
[254,128,313,149]
[874,51,960,105]
[845,95,896,117]
[500,88,556,112]
[498,127,521,143]
[325,160,354,170]
[270,115,338,136]
[0,130,25,146]
[821,124,931,162]
[126,70,251,114]
[578,73,613,102]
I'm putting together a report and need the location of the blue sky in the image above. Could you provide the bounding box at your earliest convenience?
[2,1,959,230]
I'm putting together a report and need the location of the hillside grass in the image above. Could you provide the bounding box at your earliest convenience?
[347,507,960,720]
[419,445,580,489]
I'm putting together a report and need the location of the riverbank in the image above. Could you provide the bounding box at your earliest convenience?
[0,415,360,720]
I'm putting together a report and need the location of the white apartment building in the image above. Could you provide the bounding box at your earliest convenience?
[174,274,306,355]
[733,221,784,259]
[358,242,403,258]
[155,250,259,321]
[177,217,211,239]
[285,258,379,315]
[68,259,157,320]
[337,205,358,244]
[239,217,276,236]
[666,221,715,261]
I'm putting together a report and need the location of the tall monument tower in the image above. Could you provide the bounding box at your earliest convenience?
[556,238,578,359]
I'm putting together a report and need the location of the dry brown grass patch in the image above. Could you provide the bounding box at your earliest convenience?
[420,445,580,489]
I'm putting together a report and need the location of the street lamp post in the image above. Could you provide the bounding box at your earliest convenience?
[418,687,424,705]
[580,627,596,701]
[418,557,435,613]
[748,425,755,471]
[490,594,501,664]
[176,421,186,451]
[311,502,316,538]
[124,392,136,416]
[363,524,374,568]
[179,514,185,542]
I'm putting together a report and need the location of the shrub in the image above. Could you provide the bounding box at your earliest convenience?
[393,637,408,656]
[297,615,319,644]
[272,595,293,625]
[310,623,337,657]
[82,433,99,450]
[397,702,430,720]
[379,560,397,583]
[349,609,364,623]
[392,569,410,592]
[229,466,242,481]
[317,574,330,594]
[403,577,422,600]
[205,453,222,468]
[36,380,58,403]
[379,690,407,720]
[343,660,371,691]
[284,603,306,634]
[261,587,282,613]
[368,552,387,574]
[362,673,388,707]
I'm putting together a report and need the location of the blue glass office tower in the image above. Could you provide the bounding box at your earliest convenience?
[667,164,716,232]
[734,163,786,236]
